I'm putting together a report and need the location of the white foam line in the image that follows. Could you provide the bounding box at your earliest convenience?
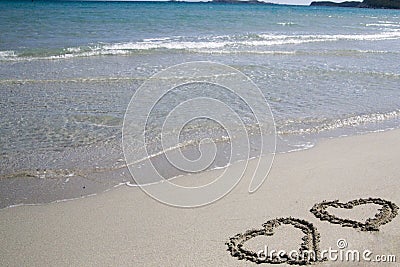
[2,31,400,61]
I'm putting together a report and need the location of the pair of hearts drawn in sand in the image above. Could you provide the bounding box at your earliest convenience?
[226,197,399,265]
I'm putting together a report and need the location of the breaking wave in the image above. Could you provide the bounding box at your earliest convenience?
[2,30,400,61]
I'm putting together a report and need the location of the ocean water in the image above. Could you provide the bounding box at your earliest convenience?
[1,0,400,207]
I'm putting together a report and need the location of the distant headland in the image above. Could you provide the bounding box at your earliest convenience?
[310,0,400,9]
[167,0,400,9]
[210,0,279,4]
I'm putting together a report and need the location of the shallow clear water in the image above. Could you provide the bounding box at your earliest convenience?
[0,1,399,207]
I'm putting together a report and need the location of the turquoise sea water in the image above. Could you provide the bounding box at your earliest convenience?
[1,0,399,207]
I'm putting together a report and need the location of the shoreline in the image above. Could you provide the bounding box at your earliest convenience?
[1,128,399,266]
[0,126,398,210]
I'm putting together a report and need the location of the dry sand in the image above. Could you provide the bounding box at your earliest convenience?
[1,129,399,266]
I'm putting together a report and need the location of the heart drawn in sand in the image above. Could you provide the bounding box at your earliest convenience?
[310,197,399,232]
[226,217,325,265]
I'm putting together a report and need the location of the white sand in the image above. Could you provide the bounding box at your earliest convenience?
[1,130,399,266]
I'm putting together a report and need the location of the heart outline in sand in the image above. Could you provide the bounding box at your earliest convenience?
[226,217,324,265]
[310,197,399,231]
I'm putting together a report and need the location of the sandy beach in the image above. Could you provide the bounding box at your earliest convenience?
[0,129,399,266]
[2,1,400,266]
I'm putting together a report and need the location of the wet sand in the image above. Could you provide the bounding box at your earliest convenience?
[0,129,399,266]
